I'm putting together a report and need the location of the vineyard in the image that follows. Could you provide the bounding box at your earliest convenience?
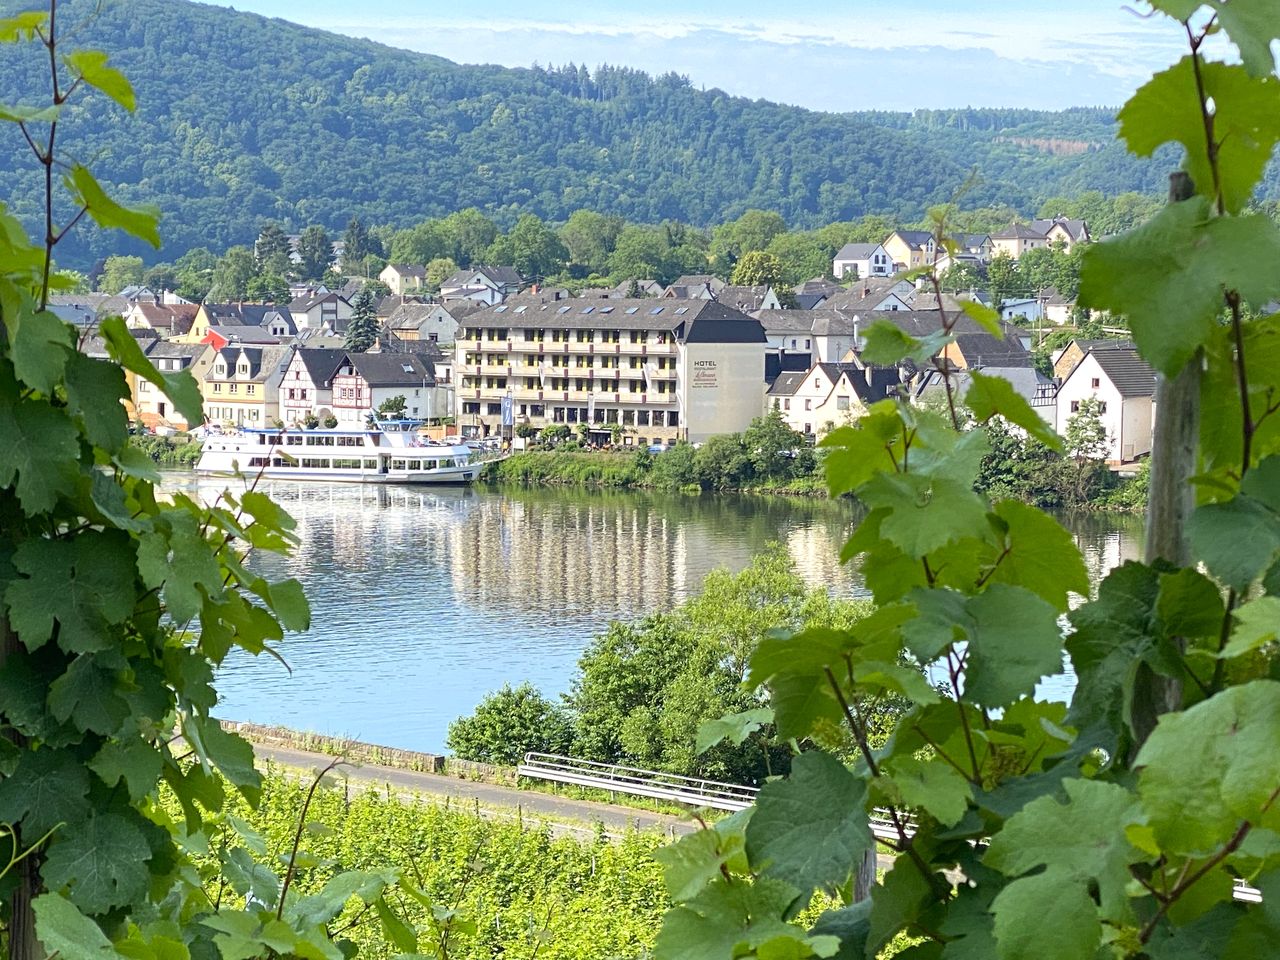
[201,771,671,960]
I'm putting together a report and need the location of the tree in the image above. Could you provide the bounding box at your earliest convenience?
[765,230,832,286]
[1065,395,1110,461]
[97,254,144,293]
[939,260,979,293]
[376,394,407,417]
[448,683,574,765]
[657,8,1280,958]
[441,207,499,265]
[709,209,787,276]
[489,213,567,280]
[608,225,674,283]
[742,409,809,481]
[341,215,377,273]
[559,208,623,274]
[295,224,333,280]
[425,256,457,295]
[245,272,289,303]
[729,250,784,288]
[142,262,178,293]
[388,219,449,265]
[255,221,293,276]
[986,250,1018,307]
[344,288,378,352]
[208,245,256,301]
[174,246,217,300]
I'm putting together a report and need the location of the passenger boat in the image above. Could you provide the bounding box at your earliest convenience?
[194,420,479,484]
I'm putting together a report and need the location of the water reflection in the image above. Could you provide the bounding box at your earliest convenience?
[168,475,1142,752]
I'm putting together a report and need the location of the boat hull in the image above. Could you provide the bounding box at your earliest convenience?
[194,465,479,484]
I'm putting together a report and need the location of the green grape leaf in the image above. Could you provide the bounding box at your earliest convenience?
[374,898,417,954]
[1156,567,1227,640]
[860,472,989,558]
[62,49,136,110]
[66,166,159,247]
[99,317,202,426]
[1137,679,1280,855]
[136,511,223,623]
[221,847,280,910]
[0,103,59,123]
[1212,0,1280,77]
[901,587,968,661]
[697,707,775,754]
[7,532,137,653]
[1243,455,1280,512]
[809,902,869,960]
[0,392,80,515]
[882,755,971,826]
[860,320,950,366]
[991,871,1100,960]
[48,655,131,736]
[32,894,123,960]
[867,857,934,957]
[654,810,752,902]
[965,585,1064,709]
[965,373,1063,452]
[654,876,802,960]
[1220,596,1280,659]
[852,658,940,706]
[769,672,844,742]
[43,812,152,914]
[985,779,1140,919]
[188,716,261,804]
[986,500,1090,612]
[199,910,274,960]
[1118,59,1280,213]
[746,751,873,892]
[1078,199,1280,376]
[10,307,71,394]
[955,299,1003,337]
[89,738,164,802]
[1065,562,1161,753]
[820,402,906,496]
[264,578,309,633]
[64,352,130,450]
[0,11,48,42]
[1188,494,1280,591]
[0,747,91,836]
[288,870,395,928]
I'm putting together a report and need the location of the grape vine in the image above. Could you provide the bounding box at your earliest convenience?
[655,4,1280,958]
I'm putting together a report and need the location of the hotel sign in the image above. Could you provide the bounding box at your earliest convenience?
[692,359,718,389]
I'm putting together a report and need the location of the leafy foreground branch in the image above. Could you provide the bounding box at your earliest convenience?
[653,6,1280,959]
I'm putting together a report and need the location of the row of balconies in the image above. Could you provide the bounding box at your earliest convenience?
[468,388,677,404]
[456,339,678,356]
[465,363,677,379]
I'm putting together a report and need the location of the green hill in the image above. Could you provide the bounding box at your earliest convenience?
[0,0,1207,267]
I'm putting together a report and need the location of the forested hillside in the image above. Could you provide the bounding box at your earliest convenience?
[0,0,1234,267]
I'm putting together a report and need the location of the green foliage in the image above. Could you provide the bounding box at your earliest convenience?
[446,682,574,764]
[375,394,407,417]
[655,8,1280,958]
[729,250,784,287]
[344,288,379,353]
[96,253,143,293]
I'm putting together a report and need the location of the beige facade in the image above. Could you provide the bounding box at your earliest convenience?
[454,298,765,445]
[767,364,867,437]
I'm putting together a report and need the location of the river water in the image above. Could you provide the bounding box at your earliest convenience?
[167,476,1142,753]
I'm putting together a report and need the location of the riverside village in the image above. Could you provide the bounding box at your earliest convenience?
[5,1,1280,958]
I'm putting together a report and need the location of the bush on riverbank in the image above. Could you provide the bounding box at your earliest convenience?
[131,432,202,465]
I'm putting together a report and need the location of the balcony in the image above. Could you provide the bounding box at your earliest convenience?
[480,363,513,375]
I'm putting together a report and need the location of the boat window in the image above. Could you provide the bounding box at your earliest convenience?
[425,460,437,470]
[301,458,330,468]
[364,459,377,469]
[271,458,295,468]
[248,457,268,467]
[408,460,421,470]
[333,458,362,469]
[286,435,303,445]
[391,459,407,471]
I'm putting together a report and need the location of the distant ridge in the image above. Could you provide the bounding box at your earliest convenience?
[0,0,1217,267]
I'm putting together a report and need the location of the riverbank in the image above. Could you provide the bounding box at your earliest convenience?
[130,432,202,465]
[483,446,1146,510]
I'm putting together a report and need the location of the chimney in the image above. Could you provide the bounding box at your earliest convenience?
[862,282,870,297]
[531,283,539,295]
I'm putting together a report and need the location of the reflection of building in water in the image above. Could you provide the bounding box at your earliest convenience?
[1074,518,1143,589]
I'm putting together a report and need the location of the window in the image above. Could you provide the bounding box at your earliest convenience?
[1070,400,1080,413]
[213,383,222,393]
[1098,401,1108,414]
[1091,378,1101,388]
[837,396,850,410]
[784,399,791,410]
[804,399,812,411]
[791,339,797,349]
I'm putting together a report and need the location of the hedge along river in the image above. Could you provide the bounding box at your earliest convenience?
[165,475,1143,754]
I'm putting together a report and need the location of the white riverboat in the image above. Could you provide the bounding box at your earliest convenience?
[194,420,479,485]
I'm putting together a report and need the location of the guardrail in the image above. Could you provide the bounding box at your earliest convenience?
[518,752,1262,901]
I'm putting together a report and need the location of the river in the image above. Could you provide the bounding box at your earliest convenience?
[166,475,1143,754]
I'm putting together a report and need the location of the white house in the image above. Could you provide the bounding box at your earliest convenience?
[289,292,353,333]
[379,263,426,296]
[1054,342,1156,463]
[999,298,1045,323]
[766,362,870,437]
[832,243,893,280]
[440,266,523,305]
[278,347,347,425]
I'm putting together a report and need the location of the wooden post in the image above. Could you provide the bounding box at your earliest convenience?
[1131,171,1201,752]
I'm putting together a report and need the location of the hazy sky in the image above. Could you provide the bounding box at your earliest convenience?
[205,1,1196,111]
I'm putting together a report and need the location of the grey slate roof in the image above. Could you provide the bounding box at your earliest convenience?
[1087,342,1156,397]
[759,310,821,335]
[992,222,1046,240]
[890,230,934,249]
[292,347,348,385]
[766,371,807,396]
[834,243,881,260]
[952,333,1033,368]
[466,297,765,343]
[345,352,435,387]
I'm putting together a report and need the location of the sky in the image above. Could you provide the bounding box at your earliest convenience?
[206,1,1195,111]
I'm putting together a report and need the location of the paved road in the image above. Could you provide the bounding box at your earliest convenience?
[252,741,697,839]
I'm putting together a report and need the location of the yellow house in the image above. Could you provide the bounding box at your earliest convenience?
[882,230,937,271]
[197,343,292,427]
